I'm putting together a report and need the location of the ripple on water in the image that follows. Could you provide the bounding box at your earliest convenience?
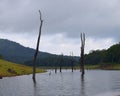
[0,70,120,96]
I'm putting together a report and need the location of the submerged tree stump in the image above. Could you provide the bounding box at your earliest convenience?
[59,54,63,73]
[55,67,57,73]
[70,52,74,72]
[0,77,2,79]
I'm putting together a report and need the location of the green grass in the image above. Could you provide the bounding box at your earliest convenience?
[74,64,120,70]
[73,65,99,70]
[84,65,99,69]
[98,63,120,70]
[0,59,46,77]
[85,64,120,70]
[111,64,120,70]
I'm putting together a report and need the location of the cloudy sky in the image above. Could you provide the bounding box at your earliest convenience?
[0,0,120,56]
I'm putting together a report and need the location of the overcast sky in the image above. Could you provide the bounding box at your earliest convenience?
[0,0,120,56]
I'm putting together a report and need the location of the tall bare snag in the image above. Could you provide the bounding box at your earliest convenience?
[60,53,63,73]
[33,10,43,82]
[80,33,85,76]
[70,52,74,72]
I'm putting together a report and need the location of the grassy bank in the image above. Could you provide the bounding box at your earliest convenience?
[73,64,120,70]
[73,65,99,70]
[83,64,120,70]
[97,63,120,70]
[0,59,46,77]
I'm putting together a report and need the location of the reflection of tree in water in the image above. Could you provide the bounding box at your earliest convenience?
[33,82,40,96]
[111,73,120,92]
[33,82,37,96]
[80,76,87,96]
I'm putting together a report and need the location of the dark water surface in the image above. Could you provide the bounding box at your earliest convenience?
[0,70,120,96]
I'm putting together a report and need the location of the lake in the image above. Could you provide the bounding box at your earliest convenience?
[0,70,120,96]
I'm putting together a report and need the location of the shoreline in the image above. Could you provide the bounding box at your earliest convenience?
[1,64,120,78]
[0,70,46,78]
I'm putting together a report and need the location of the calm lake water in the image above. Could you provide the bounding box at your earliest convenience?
[0,70,120,96]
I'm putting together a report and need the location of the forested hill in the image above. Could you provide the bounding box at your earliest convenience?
[0,54,2,59]
[0,39,55,64]
[85,43,120,65]
[0,38,119,67]
[0,39,79,66]
[24,43,120,67]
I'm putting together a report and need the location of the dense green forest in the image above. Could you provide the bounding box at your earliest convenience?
[0,39,79,67]
[0,55,2,59]
[85,42,120,65]
[0,39,120,67]
[0,39,55,64]
[25,43,120,67]
[25,55,78,67]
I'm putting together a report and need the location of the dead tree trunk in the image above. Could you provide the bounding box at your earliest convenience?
[55,67,57,73]
[70,52,74,72]
[54,63,56,73]
[80,33,85,77]
[60,59,62,73]
[33,10,43,83]
[60,53,63,73]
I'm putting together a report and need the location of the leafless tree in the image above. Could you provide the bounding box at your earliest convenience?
[70,52,74,72]
[60,53,63,73]
[33,10,43,83]
[80,33,85,77]
[55,67,57,73]
[55,56,58,73]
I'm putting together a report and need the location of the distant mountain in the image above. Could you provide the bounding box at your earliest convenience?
[0,39,79,66]
[1,38,119,67]
[0,39,54,64]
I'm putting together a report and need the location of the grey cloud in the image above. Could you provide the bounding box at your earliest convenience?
[0,0,120,41]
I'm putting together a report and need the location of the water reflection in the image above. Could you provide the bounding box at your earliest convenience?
[33,82,37,96]
[80,75,86,96]
[1,70,120,96]
[33,82,41,96]
[111,71,120,92]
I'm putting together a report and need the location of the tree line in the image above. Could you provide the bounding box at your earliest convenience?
[0,55,2,59]
[24,55,78,67]
[84,42,120,65]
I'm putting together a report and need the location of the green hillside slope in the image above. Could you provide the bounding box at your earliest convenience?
[0,39,79,66]
[85,43,120,65]
[0,59,45,77]
[0,39,53,64]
